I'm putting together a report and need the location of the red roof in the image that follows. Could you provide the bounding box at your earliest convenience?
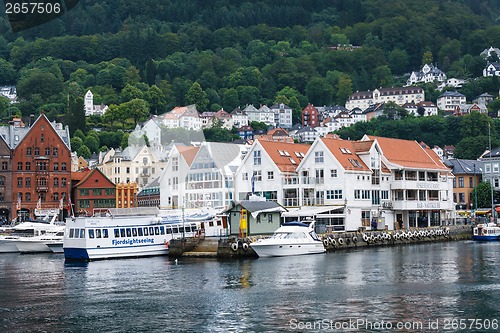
[258,140,310,173]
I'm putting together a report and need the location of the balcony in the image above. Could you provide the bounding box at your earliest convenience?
[282,176,299,186]
[302,198,325,206]
[391,200,442,210]
[283,198,299,207]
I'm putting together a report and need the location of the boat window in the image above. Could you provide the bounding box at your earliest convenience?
[160,226,165,235]
[166,227,172,234]
[173,227,179,234]
[89,229,95,239]
[96,229,101,238]
[209,221,214,227]
[149,227,154,235]
[69,228,74,238]
[114,229,120,238]
[143,227,148,236]
[120,229,125,237]
[138,228,143,236]
[74,229,80,238]
[132,228,137,237]
[80,229,85,238]
[126,228,132,237]
[103,229,108,238]
[154,226,159,235]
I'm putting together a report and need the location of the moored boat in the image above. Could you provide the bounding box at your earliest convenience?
[250,221,326,257]
[472,223,500,241]
[14,228,65,254]
[63,207,201,261]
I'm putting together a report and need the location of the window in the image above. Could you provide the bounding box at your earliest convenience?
[54,192,59,201]
[143,157,148,165]
[26,147,31,156]
[331,169,337,178]
[53,163,58,171]
[0,192,4,201]
[268,171,274,180]
[361,211,371,227]
[25,162,30,171]
[61,162,67,171]
[253,170,262,182]
[485,163,491,174]
[268,214,273,223]
[40,134,44,142]
[0,176,4,186]
[53,178,59,187]
[17,162,22,171]
[242,173,248,181]
[253,150,261,165]
[25,192,30,201]
[25,178,31,187]
[45,147,50,156]
[326,190,343,200]
[1,162,7,170]
[53,148,58,156]
[61,178,67,186]
[172,157,178,171]
[17,177,22,187]
[315,151,324,163]
[34,147,40,156]
[458,177,464,188]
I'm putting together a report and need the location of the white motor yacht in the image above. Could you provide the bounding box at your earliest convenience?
[250,221,326,257]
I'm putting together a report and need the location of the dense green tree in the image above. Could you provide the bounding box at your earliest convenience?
[222,88,240,111]
[70,137,84,152]
[145,85,167,115]
[77,145,92,159]
[472,182,496,210]
[305,77,333,106]
[185,82,209,111]
[121,84,144,103]
[65,97,86,136]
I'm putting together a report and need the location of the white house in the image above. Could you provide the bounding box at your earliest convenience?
[162,105,203,130]
[230,108,249,128]
[98,145,168,190]
[160,142,247,211]
[406,63,447,86]
[84,90,108,116]
[436,91,466,112]
[269,103,293,129]
[417,101,439,116]
[483,62,500,77]
[345,87,425,111]
[235,140,310,207]
[437,78,466,91]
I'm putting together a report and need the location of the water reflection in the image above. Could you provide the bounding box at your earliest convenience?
[1,242,500,332]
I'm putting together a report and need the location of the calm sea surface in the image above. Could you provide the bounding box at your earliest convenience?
[1,241,500,333]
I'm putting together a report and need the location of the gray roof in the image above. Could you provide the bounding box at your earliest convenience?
[444,158,482,174]
[239,200,283,213]
[438,91,466,98]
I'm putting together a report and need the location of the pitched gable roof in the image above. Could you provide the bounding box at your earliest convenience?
[320,137,371,171]
[365,135,449,170]
[258,140,310,173]
[176,145,199,167]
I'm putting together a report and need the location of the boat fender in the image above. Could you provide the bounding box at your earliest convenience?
[242,242,249,251]
[352,236,358,243]
[230,242,238,252]
[345,237,351,245]
[362,234,369,242]
[323,238,330,247]
[370,235,376,242]
[331,238,337,246]
[376,234,382,241]
[385,233,391,240]
[338,238,344,245]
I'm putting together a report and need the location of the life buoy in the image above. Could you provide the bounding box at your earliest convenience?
[230,242,238,251]
[242,242,249,251]
[165,241,170,249]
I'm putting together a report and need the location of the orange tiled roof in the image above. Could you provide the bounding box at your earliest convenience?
[258,140,310,173]
[367,135,450,170]
[320,137,371,171]
[176,146,199,167]
[72,169,91,183]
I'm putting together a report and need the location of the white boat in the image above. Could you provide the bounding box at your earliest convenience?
[0,211,65,253]
[14,228,65,254]
[63,207,202,261]
[250,221,326,257]
[472,223,500,241]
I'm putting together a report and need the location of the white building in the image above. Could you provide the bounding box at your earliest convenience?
[406,63,447,86]
[84,90,108,116]
[269,103,293,129]
[235,140,310,207]
[160,142,247,211]
[483,62,500,77]
[162,105,203,130]
[345,87,425,111]
[98,145,168,190]
[230,108,249,128]
[0,85,16,103]
[436,91,466,112]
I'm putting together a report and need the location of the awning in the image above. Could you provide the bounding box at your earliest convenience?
[250,206,287,219]
[475,209,491,215]
[282,206,344,218]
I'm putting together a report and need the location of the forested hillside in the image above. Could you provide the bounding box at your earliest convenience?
[1,0,500,157]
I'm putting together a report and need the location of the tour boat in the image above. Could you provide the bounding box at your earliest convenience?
[250,221,326,257]
[472,223,500,241]
[63,207,202,261]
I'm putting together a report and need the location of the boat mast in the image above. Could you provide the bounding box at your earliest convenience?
[490,122,495,223]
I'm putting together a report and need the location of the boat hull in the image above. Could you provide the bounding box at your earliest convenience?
[0,237,20,253]
[15,240,54,253]
[472,235,500,241]
[250,242,326,257]
[64,244,168,261]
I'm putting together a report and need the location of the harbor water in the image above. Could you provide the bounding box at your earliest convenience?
[1,241,500,333]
